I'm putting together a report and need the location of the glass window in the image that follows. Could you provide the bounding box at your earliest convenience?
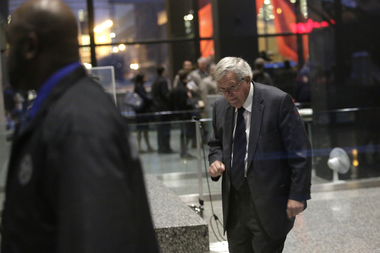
[95,42,170,88]
[256,0,311,67]
[307,0,380,182]
[8,0,88,23]
[256,0,300,35]
[79,46,91,67]
[101,0,197,43]
[198,1,214,57]
[259,34,309,63]
[8,0,88,46]
[94,2,167,43]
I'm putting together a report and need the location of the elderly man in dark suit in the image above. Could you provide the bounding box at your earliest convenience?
[1,1,159,252]
[208,57,312,252]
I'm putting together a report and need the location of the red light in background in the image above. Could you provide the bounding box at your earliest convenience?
[290,19,334,34]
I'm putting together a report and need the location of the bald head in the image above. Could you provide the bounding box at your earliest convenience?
[6,0,80,91]
[12,0,79,56]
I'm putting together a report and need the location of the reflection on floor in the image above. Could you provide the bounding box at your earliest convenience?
[202,186,380,253]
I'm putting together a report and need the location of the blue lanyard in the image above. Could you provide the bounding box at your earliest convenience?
[29,62,82,119]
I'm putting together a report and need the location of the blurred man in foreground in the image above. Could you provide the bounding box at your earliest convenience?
[1,1,159,252]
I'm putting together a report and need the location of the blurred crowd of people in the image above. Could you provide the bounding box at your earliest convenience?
[124,55,311,159]
[1,48,310,152]
[3,54,311,156]
[128,56,217,159]
[252,57,311,103]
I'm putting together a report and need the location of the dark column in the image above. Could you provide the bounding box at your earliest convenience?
[192,0,201,61]
[86,0,97,67]
[211,0,259,66]
[0,0,8,21]
[333,0,344,89]
[166,0,196,81]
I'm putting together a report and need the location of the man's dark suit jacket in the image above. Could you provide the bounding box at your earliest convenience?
[208,82,312,240]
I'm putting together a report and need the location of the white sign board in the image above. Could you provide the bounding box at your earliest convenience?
[87,66,116,104]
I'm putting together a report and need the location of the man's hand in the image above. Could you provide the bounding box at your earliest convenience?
[208,161,225,178]
[286,199,304,219]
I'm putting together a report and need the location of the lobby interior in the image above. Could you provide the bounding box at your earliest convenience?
[1,0,380,252]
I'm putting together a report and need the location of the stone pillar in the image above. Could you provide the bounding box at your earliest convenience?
[165,0,197,81]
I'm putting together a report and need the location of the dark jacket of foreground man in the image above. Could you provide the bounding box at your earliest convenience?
[1,66,159,253]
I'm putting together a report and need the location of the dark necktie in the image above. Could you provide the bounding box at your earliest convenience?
[232,107,246,190]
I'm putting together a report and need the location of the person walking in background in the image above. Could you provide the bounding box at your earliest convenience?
[199,63,218,104]
[172,69,196,159]
[186,57,209,148]
[151,65,174,154]
[172,60,193,90]
[273,59,297,98]
[208,57,311,252]
[188,56,209,99]
[1,1,159,252]
[189,57,209,86]
[199,63,217,141]
[133,73,155,153]
[294,59,311,103]
[252,57,274,86]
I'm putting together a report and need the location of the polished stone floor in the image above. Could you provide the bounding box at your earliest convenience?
[201,186,380,253]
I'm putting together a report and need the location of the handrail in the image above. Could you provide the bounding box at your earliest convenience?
[121,108,205,118]
[313,106,380,114]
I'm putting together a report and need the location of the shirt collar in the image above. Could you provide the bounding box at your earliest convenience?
[241,81,254,112]
[29,62,82,118]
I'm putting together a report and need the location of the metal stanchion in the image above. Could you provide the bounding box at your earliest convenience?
[188,117,204,217]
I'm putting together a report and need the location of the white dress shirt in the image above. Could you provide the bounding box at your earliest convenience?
[232,81,254,177]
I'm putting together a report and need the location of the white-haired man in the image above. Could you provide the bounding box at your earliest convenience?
[208,56,312,252]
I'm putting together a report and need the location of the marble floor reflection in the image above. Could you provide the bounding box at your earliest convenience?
[201,186,380,253]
